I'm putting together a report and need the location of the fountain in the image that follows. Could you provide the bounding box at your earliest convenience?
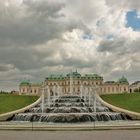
[12,83,130,123]
[11,73,131,123]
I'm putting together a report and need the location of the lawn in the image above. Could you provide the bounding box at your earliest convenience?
[101,93,140,113]
[0,94,38,114]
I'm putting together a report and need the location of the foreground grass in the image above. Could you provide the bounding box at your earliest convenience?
[0,94,38,114]
[101,93,140,113]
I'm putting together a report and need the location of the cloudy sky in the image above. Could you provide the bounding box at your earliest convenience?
[0,0,140,91]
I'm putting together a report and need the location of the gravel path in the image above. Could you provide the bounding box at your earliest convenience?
[0,130,140,140]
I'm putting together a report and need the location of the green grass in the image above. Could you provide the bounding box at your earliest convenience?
[0,94,38,114]
[101,93,140,113]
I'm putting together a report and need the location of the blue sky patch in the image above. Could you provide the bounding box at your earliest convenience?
[83,34,94,40]
[126,10,140,31]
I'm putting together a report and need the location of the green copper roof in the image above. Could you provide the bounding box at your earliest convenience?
[83,74,103,79]
[20,79,41,86]
[118,76,129,84]
[46,72,102,80]
[20,80,30,85]
[104,81,116,84]
[46,74,65,80]
[66,71,81,77]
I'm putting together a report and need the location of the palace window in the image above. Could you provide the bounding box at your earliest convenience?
[124,87,126,91]
[78,87,80,91]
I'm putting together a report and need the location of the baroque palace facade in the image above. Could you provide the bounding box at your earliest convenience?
[19,71,129,95]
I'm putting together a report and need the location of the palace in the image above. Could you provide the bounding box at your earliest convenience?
[130,81,140,93]
[19,71,130,95]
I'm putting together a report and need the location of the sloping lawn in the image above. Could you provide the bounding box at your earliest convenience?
[0,94,38,114]
[101,93,140,113]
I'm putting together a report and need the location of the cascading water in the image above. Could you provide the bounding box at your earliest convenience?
[12,88,130,123]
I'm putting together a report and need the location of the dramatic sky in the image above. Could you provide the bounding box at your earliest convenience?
[0,0,140,91]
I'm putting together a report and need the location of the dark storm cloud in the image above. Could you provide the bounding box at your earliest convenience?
[0,0,71,48]
[0,20,65,47]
